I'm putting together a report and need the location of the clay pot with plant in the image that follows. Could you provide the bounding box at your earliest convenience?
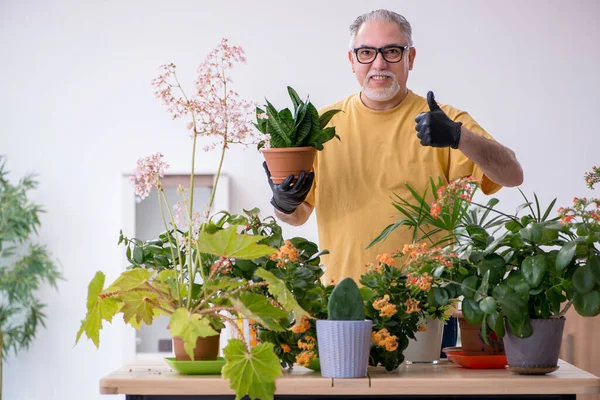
[255,87,342,183]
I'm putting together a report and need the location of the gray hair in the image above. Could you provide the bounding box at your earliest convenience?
[349,10,413,49]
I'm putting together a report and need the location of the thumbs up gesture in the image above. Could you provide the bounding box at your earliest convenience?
[414,91,462,149]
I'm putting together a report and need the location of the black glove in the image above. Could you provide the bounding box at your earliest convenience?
[263,162,314,214]
[414,91,462,149]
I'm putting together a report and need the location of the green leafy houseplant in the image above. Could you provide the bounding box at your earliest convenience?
[248,215,331,370]
[360,250,457,371]
[255,87,342,150]
[255,87,343,184]
[0,157,62,397]
[74,39,314,400]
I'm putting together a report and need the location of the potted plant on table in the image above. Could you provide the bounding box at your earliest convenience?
[360,248,458,369]
[0,157,63,398]
[367,177,503,358]
[74,39,314,400]
[316,277,372,378]
[255,87,342,183]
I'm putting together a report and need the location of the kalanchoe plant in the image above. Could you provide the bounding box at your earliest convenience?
[0,157,62,397]
[255,87,342,150]
[74,39,310,400]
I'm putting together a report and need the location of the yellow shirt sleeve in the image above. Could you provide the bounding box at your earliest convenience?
[446,109,503,195]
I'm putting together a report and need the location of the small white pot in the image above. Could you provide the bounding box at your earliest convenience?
[316,319,372,378]
[403,318,444,364]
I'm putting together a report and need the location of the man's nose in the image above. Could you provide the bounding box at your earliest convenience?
[372,52,388,69]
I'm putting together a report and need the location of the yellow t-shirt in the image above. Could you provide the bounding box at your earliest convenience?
[305,90,502,284]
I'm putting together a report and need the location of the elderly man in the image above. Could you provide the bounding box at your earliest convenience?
[264,9,523,283]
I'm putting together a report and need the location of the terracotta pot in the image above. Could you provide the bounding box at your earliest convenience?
[503,318,565,375]
[172,334,221,361]
[455,311,504,356]
[261,146,316,184]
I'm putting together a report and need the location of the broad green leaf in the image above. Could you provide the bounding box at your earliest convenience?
[119,290,160,326]
[107,268,153,291]
[169,308,219,360]
[222,339,282,400]
[479,296,497,314]
[486,312,505,337]
[229,292,287,332]
[505,270,531,293]
[573,265,596,294]
[519,222,543,243]
[462,298,484,325]
[477,254,505,285]
[461,276,479,299]
[555,241,577,271]
[588,254,600,285]
[196,226,276,259]
[203,276,246,294]
[521,255,547,288]
[254,268,310,323]
[573,291,600,316]
[75,271,122,347]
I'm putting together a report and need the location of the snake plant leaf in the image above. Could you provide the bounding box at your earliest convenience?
[75,271,122,347]
[196,226,276,259]
[253,267,310,323]
[222,339,282,400]
[169,308,219,360]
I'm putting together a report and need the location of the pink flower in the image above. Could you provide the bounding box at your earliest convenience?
[129,153,169,199]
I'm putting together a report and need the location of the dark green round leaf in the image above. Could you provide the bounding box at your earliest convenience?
[505,221,521,233]
[433,287,449,306]
[153,255,170,268]
[505,270,531,293]
[573,291,600,316]
[479,296,497,314]
[555,241,577,271]
[573,265,596,294]
[521,255,547,288]
[461,276,479,299]
[462,298,484,325]
[477,254,505,285]
[458,266,469,276]
[519,222,543,243]
[133,246,144,263]
[589,254,600,285]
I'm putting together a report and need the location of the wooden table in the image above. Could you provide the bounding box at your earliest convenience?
[100,359,600,400]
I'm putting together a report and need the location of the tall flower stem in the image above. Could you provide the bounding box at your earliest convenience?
[157,186,183,305]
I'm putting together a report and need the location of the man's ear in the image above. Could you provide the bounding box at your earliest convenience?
[408,47,416,71]
[348,50,355,73]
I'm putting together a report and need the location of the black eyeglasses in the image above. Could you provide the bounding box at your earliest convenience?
[353,45,410,64]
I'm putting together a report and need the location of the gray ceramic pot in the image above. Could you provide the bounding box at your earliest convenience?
[316,319,372,378]
[503,318,565,372]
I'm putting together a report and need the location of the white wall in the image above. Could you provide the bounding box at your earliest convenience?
[1,0,599,399]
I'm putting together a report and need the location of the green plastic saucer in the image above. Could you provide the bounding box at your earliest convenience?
[164,357,225,375]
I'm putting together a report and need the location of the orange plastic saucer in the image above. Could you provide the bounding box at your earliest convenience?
[446,351,507,369]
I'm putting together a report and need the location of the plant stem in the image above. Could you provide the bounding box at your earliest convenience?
[144,298,175,316]
[157,186,183,306]
[217,313,250,352]
[558,299,573,318]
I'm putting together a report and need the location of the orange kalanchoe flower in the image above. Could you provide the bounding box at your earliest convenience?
[298,336,316,351]
[291,315,311,334]
[281,343,291,353]
[270,240,300,267]
[376,253,395,266]
[429,177,477,219]
[404,298,421,314]
[371,328,399,352]
[296,350,316,367]
[372,294,398,317]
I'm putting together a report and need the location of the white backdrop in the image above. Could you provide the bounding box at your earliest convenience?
[1,1,599,399]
